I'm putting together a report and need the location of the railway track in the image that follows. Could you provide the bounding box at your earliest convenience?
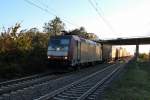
[0,61,128,100]
[0,72,52,87]
[0,64,107,100]
[35,62,127,100]
[0,72,59,100]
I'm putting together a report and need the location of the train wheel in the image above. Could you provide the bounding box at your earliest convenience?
[77,65,81,70]
[74,64,80,71]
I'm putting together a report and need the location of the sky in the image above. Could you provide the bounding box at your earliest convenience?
[114,45,150,55]
[0,0,150,53]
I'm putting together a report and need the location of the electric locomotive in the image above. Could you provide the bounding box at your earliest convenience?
[47,35,102,67]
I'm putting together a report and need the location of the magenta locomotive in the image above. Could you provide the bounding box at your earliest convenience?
[47,35,102,67]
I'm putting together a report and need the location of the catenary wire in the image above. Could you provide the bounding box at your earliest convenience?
[23,0,80,28]
[88,0,116,33]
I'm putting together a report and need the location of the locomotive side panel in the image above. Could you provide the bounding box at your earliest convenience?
[91,44,97,61]
[70,39,78,66]
[91,44,96,62]
[87,43,92,62]
[80,41,102,64]
[80,41,88,64]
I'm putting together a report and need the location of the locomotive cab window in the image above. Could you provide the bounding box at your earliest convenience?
[48,38,70,51]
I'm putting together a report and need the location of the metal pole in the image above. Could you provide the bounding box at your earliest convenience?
[149,50,150,62]
[135,44,139,61]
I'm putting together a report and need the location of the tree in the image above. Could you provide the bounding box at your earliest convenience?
[0,23,21,54]
[1,23,20,39]
[68,27,85,35]
[79,27,86,33]
[28,27,39,33]
[11,23,21,38]
[67,26,87,37]
[43,16,65,36]
[67,27,99,40]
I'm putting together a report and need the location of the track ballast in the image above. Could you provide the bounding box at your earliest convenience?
[36,61,127,100]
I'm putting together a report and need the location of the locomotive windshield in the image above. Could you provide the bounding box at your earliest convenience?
[48,38,70,51]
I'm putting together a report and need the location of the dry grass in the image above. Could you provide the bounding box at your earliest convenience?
[104,61,150,100]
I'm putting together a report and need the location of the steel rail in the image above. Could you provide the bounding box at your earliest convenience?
[0,72,51,87]
[77,64,122,100]
[35,63,117,100]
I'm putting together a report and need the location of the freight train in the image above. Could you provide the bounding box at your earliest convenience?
[47,35,129,68]
[111,47,130,60]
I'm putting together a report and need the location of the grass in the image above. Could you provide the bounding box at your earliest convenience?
[103,61,150,100]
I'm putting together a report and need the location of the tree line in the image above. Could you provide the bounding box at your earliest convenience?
[0,17,98,79]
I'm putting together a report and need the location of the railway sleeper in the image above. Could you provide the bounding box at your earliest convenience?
[73,85,93,88]
[61,92,82,97]
[0,94,10,100]
[57,94,77,98]
[68,89,88,92]
[54,94,78,100]
[71,85,90,89]
[53,97,70,100]
[70,87,90,91]
[65,90,84,94]
[10,91,25,100]
[87,97,95,100]
[0,97,3,100]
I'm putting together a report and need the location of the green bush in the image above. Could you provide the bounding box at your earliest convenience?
[0,24,49,79]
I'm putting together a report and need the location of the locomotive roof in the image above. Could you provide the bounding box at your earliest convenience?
[50,35,98,45]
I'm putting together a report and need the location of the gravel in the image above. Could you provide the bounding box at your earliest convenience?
[0,63,110,100]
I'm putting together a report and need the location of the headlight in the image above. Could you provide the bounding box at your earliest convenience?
[64,56,68,59]
[48,56,51,59]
